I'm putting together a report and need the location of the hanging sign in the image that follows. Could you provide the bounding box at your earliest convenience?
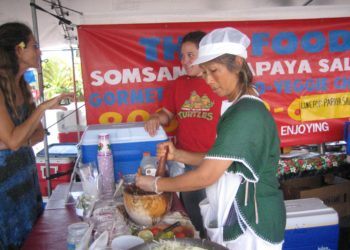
[78,17,350,146]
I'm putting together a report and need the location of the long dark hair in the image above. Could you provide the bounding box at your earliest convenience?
[0,22,35,118]
[211,54,254,97]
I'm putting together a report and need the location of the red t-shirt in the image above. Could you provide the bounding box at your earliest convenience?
[162,75,224,153]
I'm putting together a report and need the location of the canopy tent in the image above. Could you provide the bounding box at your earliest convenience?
[0,0,350,50]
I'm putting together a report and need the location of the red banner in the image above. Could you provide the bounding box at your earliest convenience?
[78,18,350,147]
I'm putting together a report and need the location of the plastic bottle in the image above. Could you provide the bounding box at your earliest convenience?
[140,152,157,176]
[97,133,115,195]
[67,222,89,250]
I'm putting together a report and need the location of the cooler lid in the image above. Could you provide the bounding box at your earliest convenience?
[80,122,168,145]
[36,157,75,164]
[36,143,78,158]
[285,198,338,229]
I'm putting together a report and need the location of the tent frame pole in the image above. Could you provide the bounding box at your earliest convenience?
[30,0,52,196]
[70,47,81,142]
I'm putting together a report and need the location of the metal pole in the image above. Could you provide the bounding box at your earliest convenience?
[70,46,81,142]
[30,0,52,196]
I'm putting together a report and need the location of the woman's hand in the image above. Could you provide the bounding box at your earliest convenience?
[144,114,161,137]
[157,141,177,161]
[135,175,156,192]
[39,92,75,111]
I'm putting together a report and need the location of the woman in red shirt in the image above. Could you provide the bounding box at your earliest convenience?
[145,31,225,237]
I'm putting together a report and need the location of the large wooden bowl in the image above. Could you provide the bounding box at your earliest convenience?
[123,187,172,226]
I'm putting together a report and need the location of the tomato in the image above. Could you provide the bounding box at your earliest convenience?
[171,225,194,238]
[172,226,183,233]
[175,232,186,238]
[182,227,194,238]
[150,227,160,236]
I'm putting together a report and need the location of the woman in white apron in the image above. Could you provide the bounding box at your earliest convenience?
[136,27,286,249]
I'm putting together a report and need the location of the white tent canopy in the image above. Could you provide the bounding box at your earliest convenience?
[0,0,350,50]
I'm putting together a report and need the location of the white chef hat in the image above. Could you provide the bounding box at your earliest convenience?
[192,27,250,65]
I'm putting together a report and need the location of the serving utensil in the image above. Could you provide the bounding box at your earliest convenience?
[154,221,181,240]
[156,145,168,177]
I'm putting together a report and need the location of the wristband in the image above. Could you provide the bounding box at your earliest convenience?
[154,176,163,194]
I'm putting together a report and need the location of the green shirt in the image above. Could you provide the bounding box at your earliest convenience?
[206,95,286,244]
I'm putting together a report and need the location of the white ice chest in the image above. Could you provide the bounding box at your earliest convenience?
[283,198,339,250]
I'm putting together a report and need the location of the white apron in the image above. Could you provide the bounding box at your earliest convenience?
[199,172,241,245]
[199,172,283,250]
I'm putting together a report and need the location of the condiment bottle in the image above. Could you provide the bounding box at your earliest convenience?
[140,152,157,176]
[67,222,89,250]
[97,133,115,195]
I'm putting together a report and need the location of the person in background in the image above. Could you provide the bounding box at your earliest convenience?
[144,30,225,237]
[137,27,286,249]
[24,69,40,104]
[0,22,74,249]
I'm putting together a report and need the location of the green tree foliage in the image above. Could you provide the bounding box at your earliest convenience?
[42,56,84,101]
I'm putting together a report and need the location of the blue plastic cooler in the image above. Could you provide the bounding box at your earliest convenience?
[283,198,339,250]
[80,122,168,181]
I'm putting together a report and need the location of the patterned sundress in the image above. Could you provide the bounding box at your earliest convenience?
[0,104,43,250]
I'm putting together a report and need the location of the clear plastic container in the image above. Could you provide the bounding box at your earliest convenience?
[140,152,157,176]
[122,174,136,186]
[67,222,89,250]
[97,133,115,195]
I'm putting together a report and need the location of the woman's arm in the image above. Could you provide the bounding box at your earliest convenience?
[28,123,45,146]
[136,158,232,192]
[27,89,45,147]
[144,108,174,136]
[156,108,174,125]
[0,92,74,150]
[0,95,45,150]
[158,141,205,166]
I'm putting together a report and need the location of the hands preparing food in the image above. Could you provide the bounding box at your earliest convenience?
[136,143,172,193]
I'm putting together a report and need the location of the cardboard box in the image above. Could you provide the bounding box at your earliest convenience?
[281,175,350,218]
[281,175,323,200]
